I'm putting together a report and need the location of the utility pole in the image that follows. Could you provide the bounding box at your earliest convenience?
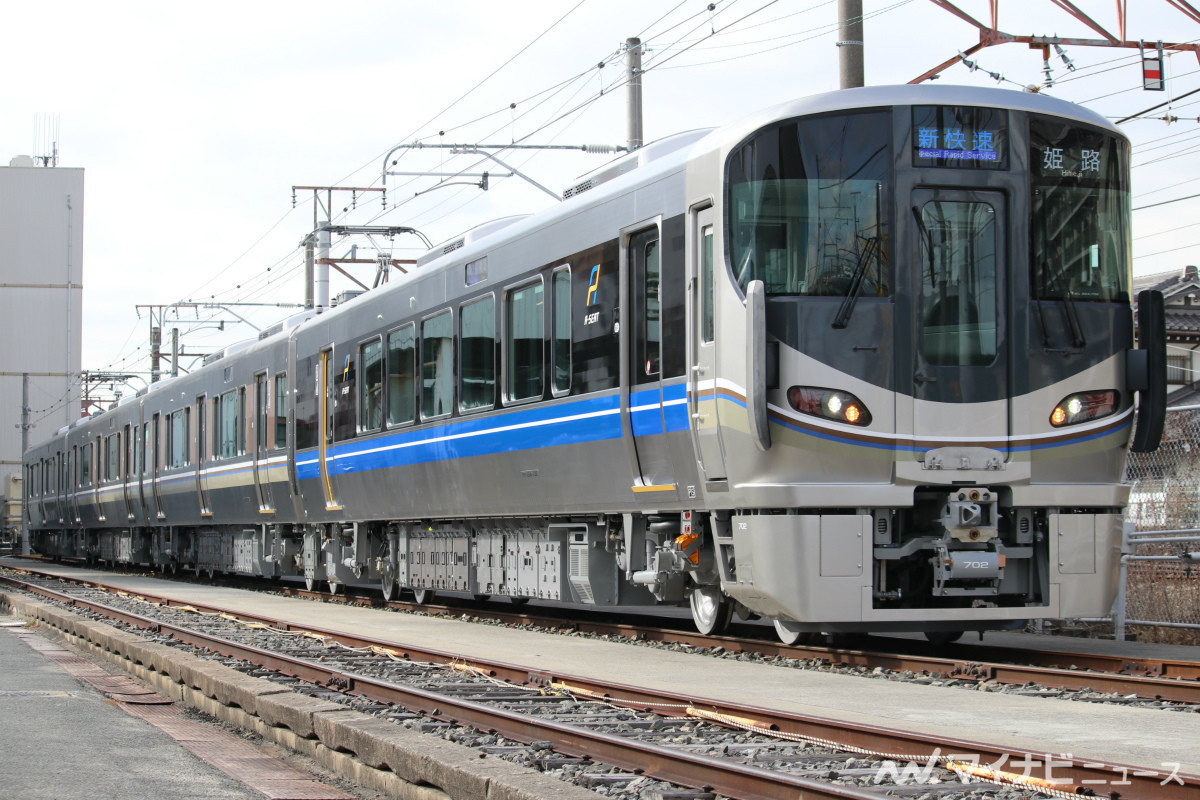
[626,37,644,151]
[150,324,162,384]
[19,373,29,456]
[19,372,29,555]
[292,186,385,311]
[838,0,865,89]
[304,235,315,310]
[171,328,180,378]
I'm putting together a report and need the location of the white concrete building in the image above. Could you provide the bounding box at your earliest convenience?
[0,156,84,474]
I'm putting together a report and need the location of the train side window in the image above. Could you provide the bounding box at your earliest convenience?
[239,387,249,454]
[165,411,177,468]
[255,373,269,453]
[332,353,357,442]
[81,442,92,486]
[460,296,495,411]
[196,397,207,462]
[123,425,132,480]
[701,226,715,344]
[174,409,190,467]
[422,310,454,419]
[218,389,240,458]
[387,325,416,426]
[552,268,571,395]
[274,373,288,448]
[106,433,120,478]
[631,229,661,377]
[506,279,544,402]
[358,338,384,431]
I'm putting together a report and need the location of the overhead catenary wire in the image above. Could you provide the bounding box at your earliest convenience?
[87,0,1195,395]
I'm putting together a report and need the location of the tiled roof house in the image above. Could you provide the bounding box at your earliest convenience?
[1134,265,1200,405]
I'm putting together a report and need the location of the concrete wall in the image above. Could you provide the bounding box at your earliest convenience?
[0,164,84,472]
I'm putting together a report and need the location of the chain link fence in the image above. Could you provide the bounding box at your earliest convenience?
[1121,406,1200,642]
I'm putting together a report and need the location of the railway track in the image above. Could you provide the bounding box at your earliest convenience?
[44,560,1200,706]
[3,566,1198,800]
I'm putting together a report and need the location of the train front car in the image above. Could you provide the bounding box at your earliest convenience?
[702,86,1163,640]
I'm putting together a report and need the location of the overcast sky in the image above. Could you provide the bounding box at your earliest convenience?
[3,0,1200,401]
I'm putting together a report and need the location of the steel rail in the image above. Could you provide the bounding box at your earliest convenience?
[0,574,881,800]
[4,570,1198,798]
[8,560,1200,698]
[202,569,1200,701]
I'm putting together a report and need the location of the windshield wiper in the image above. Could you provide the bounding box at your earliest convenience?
[832,236,881,329]
[1049,266,1086,348]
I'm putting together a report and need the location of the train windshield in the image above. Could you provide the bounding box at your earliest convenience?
[726,110,890,297]
[1030,116,1130,303]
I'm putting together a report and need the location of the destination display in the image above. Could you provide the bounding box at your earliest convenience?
[1030,121,1119,183]
[912,105,1008,170]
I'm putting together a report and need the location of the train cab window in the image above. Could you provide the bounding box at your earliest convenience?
[387,325,416,426]
[358,339,384,432]
[552,268,571,395]
[727,110,890,297]
[917,200,998,366]
[274,374,288,447]
[460,296,495,411]
[218,389,240,458]
[422,311,454,419]
[1030,116,1130,304]
[506,280,544,402]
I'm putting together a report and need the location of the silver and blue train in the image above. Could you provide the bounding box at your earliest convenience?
[22,85,1166,641]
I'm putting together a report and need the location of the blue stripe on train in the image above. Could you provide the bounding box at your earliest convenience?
[297,381,691,482]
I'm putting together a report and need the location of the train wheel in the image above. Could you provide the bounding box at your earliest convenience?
[472,594,491,602]
[773,620,811,646]
[508,596,529,606]
[381,576,398,603]
[689,585,732,636]
[412,588,435,605]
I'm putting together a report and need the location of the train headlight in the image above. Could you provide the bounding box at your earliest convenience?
[787,386,872,426]
[1050,390,1118,427]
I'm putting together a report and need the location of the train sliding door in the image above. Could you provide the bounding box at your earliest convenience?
[252,372,275,513]
[195,395,212,517]
[688,205,727,483]
[626,224,678,498]
[122,425,135,521]
[318,348,341,510]
[909,188,1009,462]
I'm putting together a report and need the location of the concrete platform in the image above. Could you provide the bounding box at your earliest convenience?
[6,560,1200,780]
[0,610,314,800]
